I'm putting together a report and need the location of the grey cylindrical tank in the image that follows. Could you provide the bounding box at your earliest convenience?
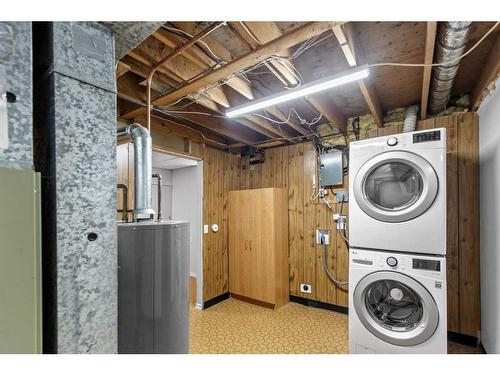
[117,221,189,354]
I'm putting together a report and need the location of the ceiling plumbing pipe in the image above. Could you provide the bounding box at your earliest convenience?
[152,173,162,222]
[403,105,419,133]
[428,21,472,115]
[117,124,155,221]
[146,22,225,132]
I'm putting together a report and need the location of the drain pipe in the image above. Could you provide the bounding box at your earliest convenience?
[428,21,472,115]
[117,124,155,221]
[403,105,419,133]
[152,173,162,222]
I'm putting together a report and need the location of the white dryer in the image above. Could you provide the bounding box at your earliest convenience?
[349,248,447,354]
[349,128,446,255]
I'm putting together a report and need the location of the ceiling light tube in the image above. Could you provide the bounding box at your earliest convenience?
[226,65,369,118]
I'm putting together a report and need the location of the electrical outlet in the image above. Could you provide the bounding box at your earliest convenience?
[300,283,312,294]
[336,190,348,203]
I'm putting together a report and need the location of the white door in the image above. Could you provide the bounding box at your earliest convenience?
[353,151,438,222]
[353,271,439,346]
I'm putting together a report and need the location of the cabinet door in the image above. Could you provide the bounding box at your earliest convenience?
[229,191,251,296]
[248,189,275,304]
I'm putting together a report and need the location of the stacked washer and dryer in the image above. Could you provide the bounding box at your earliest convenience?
[348,128,447,354]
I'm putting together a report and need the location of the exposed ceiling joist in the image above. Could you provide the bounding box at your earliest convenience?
[238,21,347,132]
[420,22,438,120]
[333,23,383,126]
[122,52,282,141]
[471,31,500,110]
[153,27,255,100]
[306,95,347,132]
[264,107,311,136]
[124,22,342,117]
[116,61,131,79]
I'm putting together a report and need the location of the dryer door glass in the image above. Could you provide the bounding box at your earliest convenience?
[364,162,423,211]
[353,151,439,223]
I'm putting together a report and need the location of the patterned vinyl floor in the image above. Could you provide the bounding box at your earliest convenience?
[189,298,481,354]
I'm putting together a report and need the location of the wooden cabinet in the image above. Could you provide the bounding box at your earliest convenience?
[228,188,289,309]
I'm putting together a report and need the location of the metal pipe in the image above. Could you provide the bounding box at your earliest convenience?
[117,184,129,222]
[428,21,472,115]
[117,123,155,221]
[146,22,225,132]
[152,173,162,222]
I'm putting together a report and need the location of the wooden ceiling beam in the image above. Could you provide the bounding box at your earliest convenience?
[420,22,438,120]
[306,95,348,132]
[116,61,131,79]
[333,23,383,126]
[264,107,311,136]
[153,27,254,100]
[471,31,500,111]
[125,22,342,113]
[243,21,346,131]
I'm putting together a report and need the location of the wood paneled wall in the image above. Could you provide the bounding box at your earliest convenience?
[201,112,480,337]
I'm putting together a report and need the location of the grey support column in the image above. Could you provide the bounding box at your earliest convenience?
[34,22,117,353]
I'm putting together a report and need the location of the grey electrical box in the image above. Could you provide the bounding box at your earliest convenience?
[319,151,343,187]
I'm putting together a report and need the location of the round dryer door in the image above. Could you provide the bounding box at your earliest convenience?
[353,151,438,222]
[353,271,439,346]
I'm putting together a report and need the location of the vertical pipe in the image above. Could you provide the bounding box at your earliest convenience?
[152,173,162,222]
[117,184,128,222]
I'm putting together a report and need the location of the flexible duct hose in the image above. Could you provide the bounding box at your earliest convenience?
[403,105,419,133]
[322,243,348,286]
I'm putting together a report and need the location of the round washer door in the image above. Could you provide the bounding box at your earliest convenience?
[353,151,438,223]
[353,271,439,346]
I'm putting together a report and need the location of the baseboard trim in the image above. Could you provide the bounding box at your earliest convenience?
[203,292,230,309]
[448,331,484,351]
[289,295,348,315]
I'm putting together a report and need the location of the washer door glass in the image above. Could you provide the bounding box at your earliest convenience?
[365,279,423,331]
[354,151,438,223]
[364,162,423,211]
[353,271,439,346]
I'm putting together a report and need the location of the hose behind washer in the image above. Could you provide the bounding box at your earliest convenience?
[322,243,348,286]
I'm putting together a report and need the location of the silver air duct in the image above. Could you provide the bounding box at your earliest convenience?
[117,124,155,221]
[403,105,419,133]
[428,21,472,115]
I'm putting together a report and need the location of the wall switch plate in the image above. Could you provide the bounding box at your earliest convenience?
[203,224,209,234]
[335,190,348,203]
[300,283,312,294]
[316,229,330,245]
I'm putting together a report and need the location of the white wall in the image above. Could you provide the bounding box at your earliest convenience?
[171,162,203,308]
[479,78,500,353]
[152,167,172,221]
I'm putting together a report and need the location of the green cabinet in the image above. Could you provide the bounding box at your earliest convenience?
[0,168,42,353]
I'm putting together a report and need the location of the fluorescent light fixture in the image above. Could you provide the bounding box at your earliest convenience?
[226,65,369,118]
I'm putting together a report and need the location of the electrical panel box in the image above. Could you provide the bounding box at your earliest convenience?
[319,151,343,187]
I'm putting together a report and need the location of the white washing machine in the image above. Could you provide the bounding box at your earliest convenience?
[349,248,447,354]
[349,128,446,255]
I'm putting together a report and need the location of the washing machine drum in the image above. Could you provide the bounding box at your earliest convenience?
[353,271,439,346]
[354,151,438,222]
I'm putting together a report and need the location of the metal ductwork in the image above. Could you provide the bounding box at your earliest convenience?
[117,124,154,221]
[428,21,472,115]
[403,105,419,133]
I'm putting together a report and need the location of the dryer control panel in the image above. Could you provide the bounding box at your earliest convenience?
[413,130,441,143]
